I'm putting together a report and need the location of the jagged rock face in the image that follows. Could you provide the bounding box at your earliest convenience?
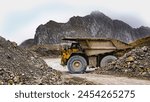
[133,26,150,40]
[34,11,150,44]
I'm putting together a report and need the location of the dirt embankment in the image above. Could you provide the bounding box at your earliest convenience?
[129,36,150,47]
[21,44,61,58]
[0,36,93,85]
[0,36,62,85]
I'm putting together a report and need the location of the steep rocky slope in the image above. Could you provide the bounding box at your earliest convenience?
[26,11,150,45]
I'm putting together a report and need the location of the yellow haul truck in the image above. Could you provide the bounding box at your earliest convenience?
[61,37,131,74]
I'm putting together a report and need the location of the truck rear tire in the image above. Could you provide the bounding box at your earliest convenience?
[67,55,87,74]
[100,55,117,67]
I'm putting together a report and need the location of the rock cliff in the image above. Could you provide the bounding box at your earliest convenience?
[22,11,150,46]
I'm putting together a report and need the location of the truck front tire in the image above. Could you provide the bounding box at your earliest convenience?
[100,55,117,67]
[67,55,87,74]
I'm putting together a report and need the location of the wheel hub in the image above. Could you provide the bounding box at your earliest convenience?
[74,62,80,67]
[73,61,81,70]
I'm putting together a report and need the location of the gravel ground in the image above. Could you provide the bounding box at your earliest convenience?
[44,58,150,85]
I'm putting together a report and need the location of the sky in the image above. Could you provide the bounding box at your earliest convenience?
[0,0,150,44]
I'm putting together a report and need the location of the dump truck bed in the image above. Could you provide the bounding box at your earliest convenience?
[63,37,132,56]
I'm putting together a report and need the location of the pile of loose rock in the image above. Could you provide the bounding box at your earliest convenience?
[0,36,92,85]
[95,46,150,80]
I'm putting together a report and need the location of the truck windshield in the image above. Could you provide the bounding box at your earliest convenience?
[71,43,81,49]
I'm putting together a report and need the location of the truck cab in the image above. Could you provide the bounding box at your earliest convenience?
[61,42,88,74]
[61,43,81,65]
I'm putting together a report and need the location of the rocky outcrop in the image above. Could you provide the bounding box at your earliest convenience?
[20,39,35,48]
[32,11,150,45]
